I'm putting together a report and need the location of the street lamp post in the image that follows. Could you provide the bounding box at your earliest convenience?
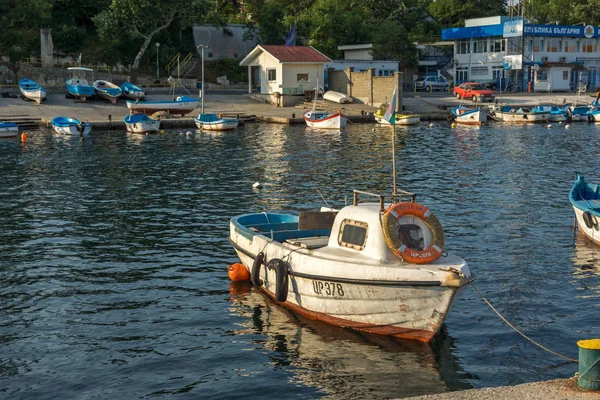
[156,42,160,79]
[197,44,209,114]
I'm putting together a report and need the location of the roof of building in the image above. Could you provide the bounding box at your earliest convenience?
[239,45,332,66]
[338,44,372,51]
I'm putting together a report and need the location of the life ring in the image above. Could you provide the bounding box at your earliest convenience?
[382,202,445,264]
[251,252,264,286]
[267,258,289,302]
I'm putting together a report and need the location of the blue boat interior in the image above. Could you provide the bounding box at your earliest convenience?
[124,114,151,123]
[570,175,600,213]
[233,212,333,242]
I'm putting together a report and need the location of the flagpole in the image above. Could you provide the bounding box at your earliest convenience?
[392,123,396,202]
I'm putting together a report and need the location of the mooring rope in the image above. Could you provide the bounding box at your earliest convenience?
[449,268,578,363]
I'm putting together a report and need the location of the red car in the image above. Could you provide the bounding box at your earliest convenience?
[453,82,495,102]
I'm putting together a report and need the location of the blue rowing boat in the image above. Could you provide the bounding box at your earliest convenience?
[19,78,47,104]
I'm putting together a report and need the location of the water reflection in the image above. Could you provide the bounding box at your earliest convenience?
[228,282,472,399]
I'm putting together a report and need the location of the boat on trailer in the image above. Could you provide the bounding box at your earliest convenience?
[19,78,47,104]
[65,67,95,101]
[570,173,600,246]
[120,81,145,100]
[93,80,122,104]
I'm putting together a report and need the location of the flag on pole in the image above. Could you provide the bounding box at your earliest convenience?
[383,86,397,125]
[285,25,296,46]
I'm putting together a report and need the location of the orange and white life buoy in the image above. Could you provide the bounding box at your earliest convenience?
[382,202,445,264]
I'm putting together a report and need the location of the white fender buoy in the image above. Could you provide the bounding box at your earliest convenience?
[146,132,149,136]
[252,182,263,189]
[565,124,570,129]
[559,121,563,124]
[179,132,184,135]
[186,131,192,136]
[429,123,434,127]
[547,124,552,129]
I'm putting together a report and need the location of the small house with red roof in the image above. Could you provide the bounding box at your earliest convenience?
[239,45,332,107]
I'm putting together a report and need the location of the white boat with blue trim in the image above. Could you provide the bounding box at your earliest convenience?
[303,110,347,130]
[194,113,239,131]
[19,78,47,104]
[124,113,160,133]
[0,122,19,138]
[120,81,145,100]
[570,173,600,245]
[450,105,487,126]
[126,96,199,116]
[229,189,472,342]
[93,80,122,104]
[51,116,92,136]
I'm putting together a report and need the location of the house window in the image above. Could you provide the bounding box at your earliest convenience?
[491,39,505,53]
[267,69,276,81]
[297,73,309,82]
[564,40,577,52]
[456,68,468,83]
[532,39,542,52]
[338,219,368,250]
[473,39,487,53]
[546,39,560,52]
[582,39,597,53]
[457,40,470,55]
[537,69,548,81]
[563,71,569,80]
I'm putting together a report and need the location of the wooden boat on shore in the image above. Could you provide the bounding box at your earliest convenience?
[126,96,199,116]
[323,90,352,104]
[65,67,95,101]
[19,78,47,104]
[194,113,238,131]
[374,107,420,126]
[0,122,19,138]
[490,105,550,123]
[51,116,92,136]
[450,106,487,126]
[570,173,600,245]
[120,82,145,100]
[124,113,160,133]
[93,80,122,104]
[303,110,347,130]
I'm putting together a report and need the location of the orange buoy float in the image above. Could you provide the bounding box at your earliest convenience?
[21,133,27,142]
[382,202,445,264]
[228,263,251,281]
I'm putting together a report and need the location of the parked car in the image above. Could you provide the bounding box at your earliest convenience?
[453,82,495,102]
[414,76,449,92]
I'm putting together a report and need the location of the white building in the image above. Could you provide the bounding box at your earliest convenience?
[324,44,399,77]
[239,45,332,106]
[442,17,600,92]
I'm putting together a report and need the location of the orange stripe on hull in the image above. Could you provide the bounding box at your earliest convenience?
[259,288,436,343]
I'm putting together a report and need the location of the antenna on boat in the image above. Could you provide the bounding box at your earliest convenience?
[316,188,333,211]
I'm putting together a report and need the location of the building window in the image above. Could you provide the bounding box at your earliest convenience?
[473,39,487,53]
[457,40,470,55]
[338,219,368,250]
[491,39,505,53]
[582,39,597,53]
[563,71,569,80]
[564,40,577,52]
[267,69,276,81]
[546,39,560,52]
[456,67,468,83]
[533,39,542,52]
[297,73,309,82]
[471,66,488,77]
[537,69,548,81]
[492,67,503,79]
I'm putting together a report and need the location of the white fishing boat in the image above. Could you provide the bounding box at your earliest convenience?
[51,116,92,136]
[303,110,347,130]
[19,78,47,104]
[0,122,19,138]
[323,90,352,104]
[490,105,550,123]
[120,81,145,100]
[570,173,600,246]
[194,113,238,131]
[450,106,487,126]
[65,67,95,101]
[123,113,160,133]
[93,80,122,104]
[126,96,199,116]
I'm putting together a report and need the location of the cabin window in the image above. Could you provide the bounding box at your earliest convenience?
[267,69,277,81]
[297,73,309,82]
[537,69,548,81]
[338,219,368,250]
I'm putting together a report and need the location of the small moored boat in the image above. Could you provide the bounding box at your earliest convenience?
[126,96,199,116]
[530,104,567,122]
[303,110,347,130]
[65,67,95,101]
[93,80,122,104]
[374,106,420,126]
[570,173,600,246]
[0,122,19,138]
[450,106,487,126]
[323,90,352,104]
[490,105,550,123]
[124,113,160,133]
[19,78,47,104]
[51,116,92,136]
[194,113,238,131]
[120,82,145,100]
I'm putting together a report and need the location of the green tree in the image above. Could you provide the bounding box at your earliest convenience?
[372,20,418,67]
[93,0,211,81]
[427,0,505,27]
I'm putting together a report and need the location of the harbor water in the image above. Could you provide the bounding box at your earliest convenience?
[1,122,599,399]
